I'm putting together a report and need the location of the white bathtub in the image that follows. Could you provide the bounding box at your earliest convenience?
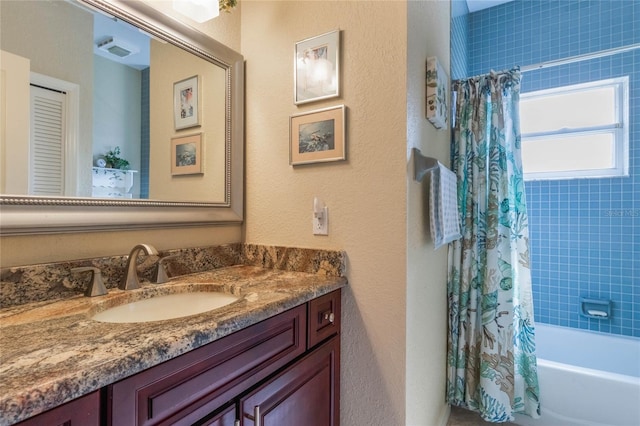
[514,323,640,426]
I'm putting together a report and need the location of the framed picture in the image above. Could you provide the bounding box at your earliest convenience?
[171,133,203,175]
[294,30,340,105]
[173,75,201,130]
[290,105,346,165]
[426,57,448,129]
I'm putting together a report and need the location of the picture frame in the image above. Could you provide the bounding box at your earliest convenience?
[173,75,201,130]
[290,105,346,165]
[171,133,203,175]
[426,57,448,129]
[294,30,340,105]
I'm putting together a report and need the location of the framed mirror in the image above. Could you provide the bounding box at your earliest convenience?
[0,0,244,234]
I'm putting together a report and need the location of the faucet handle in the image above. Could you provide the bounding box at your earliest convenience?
[154,254,180,284]
[71,267,108,297]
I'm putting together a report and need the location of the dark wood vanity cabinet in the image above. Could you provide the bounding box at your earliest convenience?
[15,390,101,426]
[15,290,341,426]
[108,289,341,426]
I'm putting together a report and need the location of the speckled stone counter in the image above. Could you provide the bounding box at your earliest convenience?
[0,245,347,426]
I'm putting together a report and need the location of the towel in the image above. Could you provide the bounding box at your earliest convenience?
[430,162,461,250]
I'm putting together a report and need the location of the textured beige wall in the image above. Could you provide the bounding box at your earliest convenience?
[243,1,416,424]
[242,1,451,424]
[406,2,451,425]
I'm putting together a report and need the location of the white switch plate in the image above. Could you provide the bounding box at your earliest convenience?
[313,207,328,235]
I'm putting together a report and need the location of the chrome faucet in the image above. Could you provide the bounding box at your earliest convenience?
[120,244,159,291]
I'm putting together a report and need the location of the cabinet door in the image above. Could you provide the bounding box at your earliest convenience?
[239,336,339,426]
[197,403,236,426]
[15,391,101,426]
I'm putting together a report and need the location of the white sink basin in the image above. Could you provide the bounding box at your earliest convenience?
[91,292,239,323]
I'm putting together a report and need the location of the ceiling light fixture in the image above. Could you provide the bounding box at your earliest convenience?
[172,0,219,23]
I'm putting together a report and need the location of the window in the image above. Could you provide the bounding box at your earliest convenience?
[520,77,629,180]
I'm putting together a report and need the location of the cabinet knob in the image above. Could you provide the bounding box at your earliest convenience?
[323,312,335,323]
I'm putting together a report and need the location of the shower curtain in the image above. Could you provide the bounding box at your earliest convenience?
[446,69,540,422]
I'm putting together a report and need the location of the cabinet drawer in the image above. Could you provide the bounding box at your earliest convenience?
[16,391,101,426]
[108,304,306,426]
[307,289,341,349]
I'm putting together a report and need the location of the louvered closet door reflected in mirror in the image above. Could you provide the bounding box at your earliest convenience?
[29,77,79,197]
[30,84,65,195]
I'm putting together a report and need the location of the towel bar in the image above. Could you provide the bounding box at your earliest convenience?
[413,148,440,182]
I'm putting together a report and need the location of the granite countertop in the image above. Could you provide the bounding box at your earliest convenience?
[0,265,347,426]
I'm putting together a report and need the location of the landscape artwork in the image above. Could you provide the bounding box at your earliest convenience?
[298,119,335,153]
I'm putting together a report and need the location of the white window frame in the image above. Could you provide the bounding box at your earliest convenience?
[521,77,629,181]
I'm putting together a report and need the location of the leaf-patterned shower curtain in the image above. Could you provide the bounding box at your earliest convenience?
[446,69,541,422]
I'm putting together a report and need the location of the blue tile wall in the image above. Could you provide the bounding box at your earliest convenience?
[451,12,468,80]
[140,67,149,199]
[460,0,640,337]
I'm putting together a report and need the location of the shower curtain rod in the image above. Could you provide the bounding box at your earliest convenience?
[454,43,640,83]
[521,43,640,72]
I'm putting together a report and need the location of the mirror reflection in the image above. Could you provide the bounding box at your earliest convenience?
[0,0,227,203]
